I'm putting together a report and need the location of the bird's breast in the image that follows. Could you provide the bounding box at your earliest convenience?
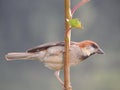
[38,45,83,70]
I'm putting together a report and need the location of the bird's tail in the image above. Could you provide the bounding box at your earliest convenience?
[5,52,34,61]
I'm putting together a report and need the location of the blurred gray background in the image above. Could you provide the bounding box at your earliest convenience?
[0,0,120,90]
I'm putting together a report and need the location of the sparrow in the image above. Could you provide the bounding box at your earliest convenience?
[5,40,104,85]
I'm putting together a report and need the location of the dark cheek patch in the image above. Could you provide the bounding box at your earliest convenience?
[80,55,89,60]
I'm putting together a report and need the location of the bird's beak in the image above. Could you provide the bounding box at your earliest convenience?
[97,48,105,54]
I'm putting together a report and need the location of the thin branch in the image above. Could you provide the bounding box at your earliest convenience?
[71,0,90,16]
[64,0,72,90]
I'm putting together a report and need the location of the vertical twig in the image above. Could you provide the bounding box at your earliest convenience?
[64,0,89,90]
[64,0,72,90]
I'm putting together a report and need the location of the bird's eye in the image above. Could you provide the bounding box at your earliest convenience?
[91,44,98,49]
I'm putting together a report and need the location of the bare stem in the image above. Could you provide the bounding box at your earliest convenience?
[64,0,72,90]
[71,0,90,16]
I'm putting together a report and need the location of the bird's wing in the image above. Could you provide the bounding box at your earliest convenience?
[27,41,64,53]
[27,41,77,53]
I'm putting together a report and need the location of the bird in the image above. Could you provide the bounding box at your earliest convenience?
[5,40,104,85]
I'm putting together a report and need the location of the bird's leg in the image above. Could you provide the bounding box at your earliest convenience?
[54,71,64,85]
[54,71,72,90]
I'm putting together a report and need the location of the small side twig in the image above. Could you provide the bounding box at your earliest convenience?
[71,0,90,16]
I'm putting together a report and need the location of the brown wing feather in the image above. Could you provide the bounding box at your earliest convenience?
[27,41,77,53]
[27,41,64,53]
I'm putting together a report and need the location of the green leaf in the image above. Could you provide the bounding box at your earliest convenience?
[69,18,83,29]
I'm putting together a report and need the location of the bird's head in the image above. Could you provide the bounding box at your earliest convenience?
[78,40,104,57]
